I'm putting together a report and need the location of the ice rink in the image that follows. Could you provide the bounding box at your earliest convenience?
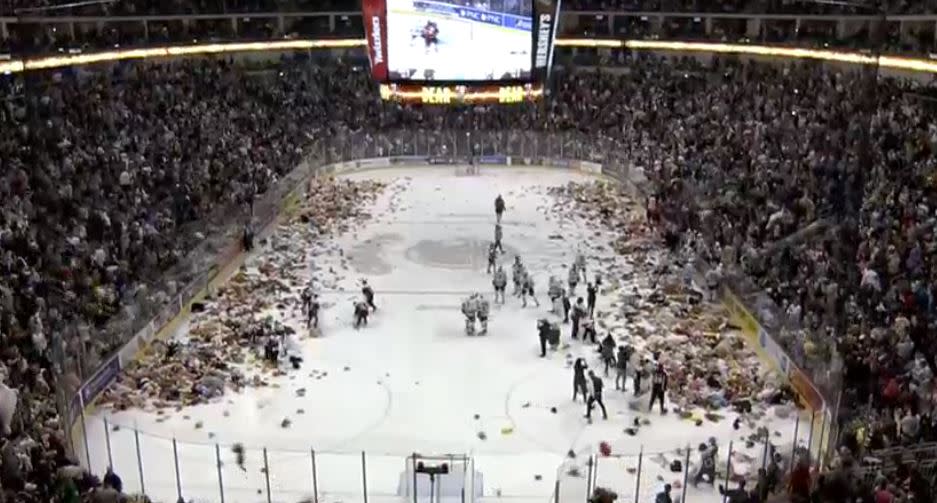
[82,166,808,503]
[386,4,530,80]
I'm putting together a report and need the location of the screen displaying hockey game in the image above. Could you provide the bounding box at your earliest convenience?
[386,0,533,81]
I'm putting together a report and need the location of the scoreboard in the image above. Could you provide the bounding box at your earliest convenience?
[379,83,543,105]
[363,0,560,105]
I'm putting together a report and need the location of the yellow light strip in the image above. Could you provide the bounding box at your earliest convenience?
[16,39,366,72]
[2,37,937,74]
[554,38,624,48]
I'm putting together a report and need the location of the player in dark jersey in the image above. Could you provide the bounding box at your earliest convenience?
[421,21,439,51]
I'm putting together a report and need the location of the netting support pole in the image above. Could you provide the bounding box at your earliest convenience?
[215,444,225,503]
[311,449,319,503]
[584,455,594,503]
[634,447,643,503]
[134,428,145,495]
[263,447,272,503]
[361,450,369,503]
[172,438,182,502]
[789,416,801,478]
[103,417,113,470]
[817,409,829,472]
[411,454,417,503]
[680,445,690,503]
[806,409,817,466]
[722,441,734,503]
[79,401,91,468]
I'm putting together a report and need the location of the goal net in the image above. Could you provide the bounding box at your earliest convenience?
[397,453,482,503]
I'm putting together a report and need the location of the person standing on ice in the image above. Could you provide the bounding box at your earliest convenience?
[521,271,539,308]
[476,294,490,335]
[570,297,586,339]
[586,282,597,316]
[306,293,320,329]
[567,265,579,295]
[362,280,377,311]
[548,276,563,314]
[487,243,498,274]
[692,438,719,487]
[492,265,507,303]
[301,283,314,314]
[354,299,370,329]
[649,363,668,413]
[461,294,479,335]
[512,256,525,297]
[585,370,608,421]
[494,194,506,223]
[573,358,589,401]
[494,223,504,254]
[574,251,587,282]
[615,343,633,391]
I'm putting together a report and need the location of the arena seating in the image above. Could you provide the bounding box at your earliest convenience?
[2,0,937,501]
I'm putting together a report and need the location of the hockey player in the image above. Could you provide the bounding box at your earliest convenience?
[476,294,490,335]
[306,293,320,329]
[494,194,505,223]
[573,358,588,401]
[600,333,616,376]
[562,290,571,323]
[586,282,597,317]
[362,280,377,311]
[521,271,539,308]
[536,319,550,357]
[548,276,563,314]
[354,300,369,329]
[420,20,439,52]
[574,251,587,282]
[649,363,668,414]
[301,284,313,315]
[492,266,507,304]
[461,294,479,335]
[692,438,718,487]
[494,223,504,254]
[487,243,497,274]
[581,316,597,344]
[570,298,586,339]
[615,343,634,391]
[585,370,608,421]
[567,265,579,295]
[511,256,525,297]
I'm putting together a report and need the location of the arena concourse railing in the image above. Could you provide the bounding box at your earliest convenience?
[62,129,834,503]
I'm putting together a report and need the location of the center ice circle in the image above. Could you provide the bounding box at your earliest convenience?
[405,239,519,270]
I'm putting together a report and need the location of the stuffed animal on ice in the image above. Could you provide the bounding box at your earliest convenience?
[462,294,480,335]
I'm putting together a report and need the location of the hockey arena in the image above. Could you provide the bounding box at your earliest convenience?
[78,164,811,503]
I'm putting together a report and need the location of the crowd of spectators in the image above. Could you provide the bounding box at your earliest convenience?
[2,33,937,503]
[3,0,937,58]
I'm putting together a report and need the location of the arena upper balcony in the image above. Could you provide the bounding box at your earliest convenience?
[2,0,937,71]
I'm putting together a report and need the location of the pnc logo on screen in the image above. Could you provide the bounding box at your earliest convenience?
[535,14,552,69]
[371,16,384,65]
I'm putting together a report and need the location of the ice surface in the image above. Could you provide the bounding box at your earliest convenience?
[83,166,809,503]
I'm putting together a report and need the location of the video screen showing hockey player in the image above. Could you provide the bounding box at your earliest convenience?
[386,0,532,81]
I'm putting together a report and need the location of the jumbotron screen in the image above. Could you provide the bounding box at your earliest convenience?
[387,0,532,81]
[364,0,560,84]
